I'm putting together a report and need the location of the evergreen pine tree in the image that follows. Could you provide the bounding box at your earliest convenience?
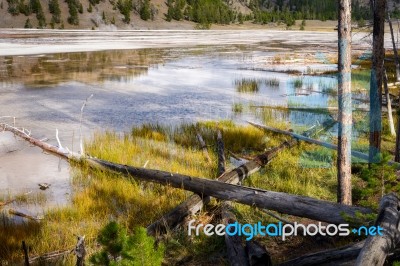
[24,18,33,28]
[140,0,150,21]
[49,0,61,23]
[90,222,165,266]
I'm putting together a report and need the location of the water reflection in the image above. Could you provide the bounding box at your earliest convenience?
[0,49,170,87]
[1,45,366,137]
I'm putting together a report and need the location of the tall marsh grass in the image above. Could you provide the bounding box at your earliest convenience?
[293,78,304,89]
[264,78,280,87]
[235,78,259,93]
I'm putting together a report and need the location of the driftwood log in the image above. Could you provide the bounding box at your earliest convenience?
[148,119,337,235]
[245,241,272,266]
[146,137,298,235]
[247,121,400,168]
[249,105,370,113]
[279,240,365,266]
[29,250,70,264]
[0,198,16,207]
[217,132,249,266]
[1,125,78,160]
[9,209,43,221]
[197,133,212,163]
[89,157,372,224]
[221,202,249,266]
[356,193,400,266]
[222,202,272,266]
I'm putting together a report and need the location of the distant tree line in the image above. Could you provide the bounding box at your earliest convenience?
[166,0,235,25]
[249,0,371,25]
[7,0,400,28]
[163,0,375,27]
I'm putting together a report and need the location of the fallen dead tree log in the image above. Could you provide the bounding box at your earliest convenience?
[1,124,78,160]
[356,193,400,266]
[218,132,250,266]
[221,202,249,266]
[28,250,71,264]
[245,241,272,266]
[4,122,370,225]
[197,133,212,163]
[146,137,299,235]
[249,105,371,113]
[247,121,400,168]
[9,209,43,221]
[147,120,336,235]
[278,240,365,266]
[0,199,16,207]
[89,157,372,225]
[146,121,304,235]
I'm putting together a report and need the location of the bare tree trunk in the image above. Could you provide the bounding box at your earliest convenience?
[197,133,211,163]
[356,193,400,266]
[387,10,400,82]
[383,69,396,136]
[216,130,226,177]
[396,102,400,161]
[337,0,353,205]
[369,0,386,163]
[75,236,86,266]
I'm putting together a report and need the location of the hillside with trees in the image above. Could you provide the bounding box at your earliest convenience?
[0,0,396,29]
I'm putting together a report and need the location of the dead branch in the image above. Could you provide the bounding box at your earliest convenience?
[197,132,212,163]
[9,209,43,221]
[247,121,400,168]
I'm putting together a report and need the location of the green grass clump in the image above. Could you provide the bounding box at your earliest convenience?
[171,120,270,154]
[293,78,303,89]
[232,102,243,113]
[265,78,280,87]
[235,78,259,93]
[15,191,47,205]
